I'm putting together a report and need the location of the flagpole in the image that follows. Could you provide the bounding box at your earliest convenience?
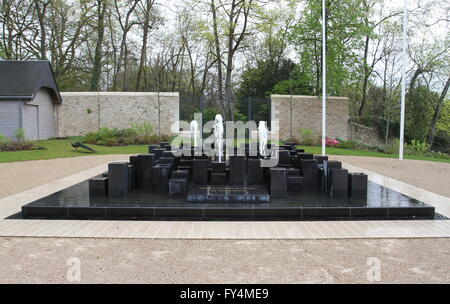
[399,0,408,160]
[322,0,327,156]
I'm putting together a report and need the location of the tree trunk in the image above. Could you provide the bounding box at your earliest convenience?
[211,0,224,116]
[358,34,370,116]
[89,0,107,91]
[136,0,154,91]
[427,76,450,146]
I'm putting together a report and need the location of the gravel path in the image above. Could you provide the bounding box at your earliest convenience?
[0,237,449,283]
[0,155,448,283]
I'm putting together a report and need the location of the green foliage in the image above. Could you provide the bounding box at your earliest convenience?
[299,128,318,146]
[15,128,26,143]
[83,123,161,146]
[202,107,221,123]
[0,133,8,144]
[233,108,247,122]
[237,59,299,98]
[406,86,435,141]
[288,0,369,95]
[405,140,431,154]
[0,131,39,152]
[432,130,450,154]
[271,67,314,95]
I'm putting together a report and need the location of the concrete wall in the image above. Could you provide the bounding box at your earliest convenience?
[57,92,179,137]
[271,95,350,141]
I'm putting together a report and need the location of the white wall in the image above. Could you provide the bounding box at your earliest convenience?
[27,88,57,140]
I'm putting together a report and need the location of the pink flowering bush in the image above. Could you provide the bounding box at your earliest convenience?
[324,138,339,147]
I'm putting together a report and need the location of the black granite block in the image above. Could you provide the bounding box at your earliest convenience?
[270,168,287,198]
[159,157,174,165]
[329,168,349,199]
[303,207,350,219]
[101,172,109,178]
[152,164,172,193]
[169,178,188,198]
[253,207,302,219]
[162,151,174,158]
[314,155,329,165]
[152,148,166,159]
[287,168,300,176]
[247,159,263,185]
[193,159,209,184]
[348,173,368,199]
[278,150,291,166]
[148,145,159,154]
[129,155,139,167]
[323,160,342,193]
[137,154,155,190]
[211,172,227,184]
[280,145,293,151]
[89,177,109,197]
[128,165,136,191]
[229,156,245,184]
[155,207,203,218]
[284,142,297,148]
[301,159,319,190]
[108,162,129,197]
[203,207,253,218]
[298,153,314,159]
[287,176,304,193]
[212,161,226,172]
[171,170,189,179]
[290,151,298,157]
[296,148,305,153]
[177,166,192,175]
[160,142,171,148]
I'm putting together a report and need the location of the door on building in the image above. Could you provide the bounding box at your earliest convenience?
[23,104,39,140]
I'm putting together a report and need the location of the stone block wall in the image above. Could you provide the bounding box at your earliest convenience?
[348,122,384,145]
[271,95,349,141]
[56,92,179,137]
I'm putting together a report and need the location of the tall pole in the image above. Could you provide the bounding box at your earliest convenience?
[399,0,408,160]
[321,0,327,156]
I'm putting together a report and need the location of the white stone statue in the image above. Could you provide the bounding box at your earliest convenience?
[190,120,199,148]
[258,121,269,157]
[213,114,224,162]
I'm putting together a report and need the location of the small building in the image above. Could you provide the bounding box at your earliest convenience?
[0,60,62,140]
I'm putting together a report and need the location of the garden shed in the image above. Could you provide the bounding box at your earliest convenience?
[0,60,62,140]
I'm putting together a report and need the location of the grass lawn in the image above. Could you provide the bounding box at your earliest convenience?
[0,139,148,163]
[0,139,449,163]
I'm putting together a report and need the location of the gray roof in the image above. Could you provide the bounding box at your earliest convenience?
[0,60,62,103]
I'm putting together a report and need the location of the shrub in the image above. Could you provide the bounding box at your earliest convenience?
[325,138,339,147]
[0,133,8,144]
[405,139,430,154]
[82,123,168,146]
[15,128,26,143]
[299,128,318,146]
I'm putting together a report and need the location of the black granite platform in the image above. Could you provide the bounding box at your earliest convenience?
[20,179,436,221]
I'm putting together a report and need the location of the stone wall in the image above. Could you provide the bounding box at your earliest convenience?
[348,122,384,145]
[271,95,350,141]
[56,92,179,137]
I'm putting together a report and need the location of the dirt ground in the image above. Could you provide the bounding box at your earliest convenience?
[0,155,449,284]
[0,237,449,284]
